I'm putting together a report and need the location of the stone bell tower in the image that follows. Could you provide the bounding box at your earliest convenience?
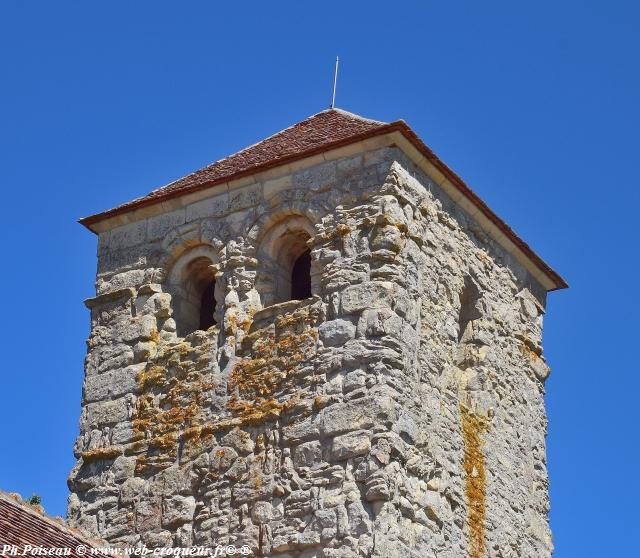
[68,108,566,557]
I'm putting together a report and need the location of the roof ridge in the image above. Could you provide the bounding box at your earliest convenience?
[147,108,387,196]
[328,107,388,125]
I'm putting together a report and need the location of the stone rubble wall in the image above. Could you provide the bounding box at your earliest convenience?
[68,147,553,557]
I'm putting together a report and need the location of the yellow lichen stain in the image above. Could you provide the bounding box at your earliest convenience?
[336,224,352,236]
[181,425,204,441]
[131,336,217,475]
[250,453,265,489]
[225,313,238,337]
[317,223,352,242]
[149,328,160,344]
[126,301,320,476]
[81,446,123,462]
[313,395,328,411]
[137,365,164,390]
[520,332,543,363]
[375,214,409,234]
[239,319,253,334]
[521,341,542,363]
[227,302,320,426]
[148,432,177,451]
[224,305,256,337]
[460,404,488,558]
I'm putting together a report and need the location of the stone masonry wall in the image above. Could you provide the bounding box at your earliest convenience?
[68,147,554,557]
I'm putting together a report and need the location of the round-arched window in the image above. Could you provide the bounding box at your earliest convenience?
[255,215,315,306]
[165,246,220,337]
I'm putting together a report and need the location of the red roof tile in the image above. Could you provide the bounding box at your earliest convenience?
[0,493,101,555]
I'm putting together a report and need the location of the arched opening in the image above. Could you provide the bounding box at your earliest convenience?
[291,249,312,300]
[177,256,217,336]
[271,229,312,304]
[165,246,220,337]
[255,215,316,306]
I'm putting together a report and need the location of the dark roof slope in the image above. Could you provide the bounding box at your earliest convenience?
[0,493,101,555]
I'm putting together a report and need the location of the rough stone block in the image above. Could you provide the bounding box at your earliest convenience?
[229,183,262,211]
[322,396,395,436]
[232,481,275,505]
[119,314,157,343]
[119,477,145,506]
[108,220,147,251]
[209,446,238,472]
[341,281,396,314]
[282,417,321,445]
[293,160,336,192]
[161,495,196,528]
[357,308,402,338]
[185,192,229,222]
[110,456,136,482]
[292,440,322,467]
[221,428,255,455]
[84,398,129,428]
[251,501,278,524]
[147,208,185,240]
[331,430,371,461]
[319,318,356,347]
[264,175,292,199]
[83,373,111,403]
[135,499,162,532]
[110,364,143,398]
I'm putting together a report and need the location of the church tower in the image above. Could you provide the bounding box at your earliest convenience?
[69,109,566,557]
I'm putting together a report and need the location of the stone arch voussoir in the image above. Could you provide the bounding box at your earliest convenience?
[246,200,330,246]
[159,220,229,282]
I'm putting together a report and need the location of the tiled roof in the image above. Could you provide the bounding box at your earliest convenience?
[80,108,389,228]
[0,493,101,555]
[78,107,567,290]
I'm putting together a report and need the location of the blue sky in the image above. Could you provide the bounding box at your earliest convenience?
[0,1,637,555]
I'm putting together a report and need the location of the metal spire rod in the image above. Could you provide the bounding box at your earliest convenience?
[330,56,339,108]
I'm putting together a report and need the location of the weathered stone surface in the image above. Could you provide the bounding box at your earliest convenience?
[162,495,196,529]
[69,146,557,557]
[318,319,356,347]
[331,430,371,461]
[322,396,396,436]
[221,428,255,456]
[292,440,322,467]
[185,193,229,222]
[340,282,396,314]
[147,209,186,241]
[282,417,320,445]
